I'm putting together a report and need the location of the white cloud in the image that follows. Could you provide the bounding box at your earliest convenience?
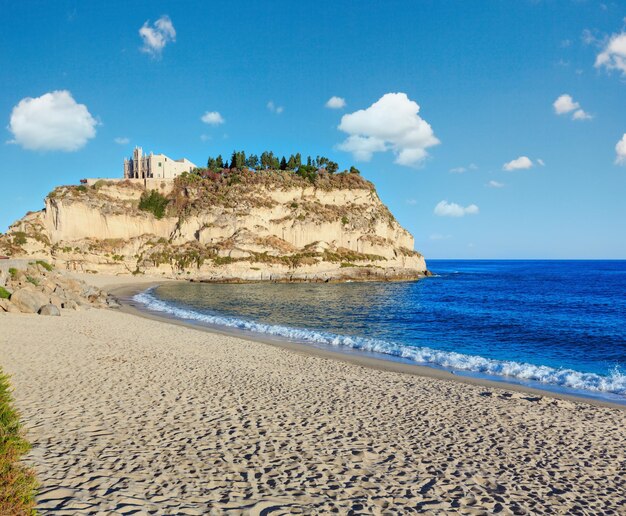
[8,90,97,151]
[200,134,212,142]
[572,109,592,120]
[338,135,386,161]
[595,31,626,75]
[429,233,451,240]
[503,156,533,171]
[139,15,176,57]
[537,158,545,166]
[267,101,284,114]
[553,94,579,114]
[487,180,504,188]
[434,200,479,217]
[201,111,225,125]
[114,137,129,145]
[337,92,439,167]
[616,134,626,165]
[553,94,592,120]
[405,199,417,205]
[450,163,477,174]
[325,96,346,109]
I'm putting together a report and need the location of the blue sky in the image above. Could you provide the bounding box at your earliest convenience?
[1,0,625,258]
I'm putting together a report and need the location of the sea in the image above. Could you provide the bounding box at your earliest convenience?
[132,260,626,403]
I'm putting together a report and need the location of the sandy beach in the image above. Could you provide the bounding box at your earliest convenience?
[1,281,625,514]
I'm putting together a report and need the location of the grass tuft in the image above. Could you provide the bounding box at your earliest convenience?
[0,287,10,300]
[0,371,37,515]
[35,261,53,272]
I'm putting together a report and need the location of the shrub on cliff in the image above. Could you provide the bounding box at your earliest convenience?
[11,232,26,246]
[139,190,169,219]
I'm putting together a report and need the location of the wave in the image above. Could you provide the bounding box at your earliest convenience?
[133,289,626,397]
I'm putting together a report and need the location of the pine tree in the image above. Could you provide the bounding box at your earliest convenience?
[237,151,246,170]
[247,154,259,169]
[260,152,270,169]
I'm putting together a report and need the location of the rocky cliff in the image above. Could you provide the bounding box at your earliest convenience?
[0,170,428,282]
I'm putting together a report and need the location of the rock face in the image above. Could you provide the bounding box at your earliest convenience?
[0,171,428,282]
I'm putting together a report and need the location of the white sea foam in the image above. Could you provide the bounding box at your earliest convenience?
[133,289,626,397]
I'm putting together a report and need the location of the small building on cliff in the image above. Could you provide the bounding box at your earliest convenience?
[123,147,197,180]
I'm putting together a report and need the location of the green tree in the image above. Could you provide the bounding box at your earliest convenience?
[247,154,259,169]
[280,156,287,170]
[260,151,270,169]
[229,151,246,170]
[215,155,224,169]
[270,152,280,169]
[327,161,339,174]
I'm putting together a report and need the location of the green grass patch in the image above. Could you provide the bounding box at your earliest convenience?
[0,371,38,515]
[35,260,53,272]
[213,256,235,266]
[7,269,17,280]
[0,287,10,300]
[25,277,38,287]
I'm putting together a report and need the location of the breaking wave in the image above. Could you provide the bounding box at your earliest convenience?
[133,289,626,397]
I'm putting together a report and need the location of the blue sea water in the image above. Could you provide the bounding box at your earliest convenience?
[132,260,626,402]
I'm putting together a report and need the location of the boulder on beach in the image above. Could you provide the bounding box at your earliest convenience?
[38,304,61,316]
[0,299,21,313]
[10,288,50,314]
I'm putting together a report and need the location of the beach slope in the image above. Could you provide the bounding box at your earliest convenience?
[1,308,625,513]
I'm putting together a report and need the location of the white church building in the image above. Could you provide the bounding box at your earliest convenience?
[123,147,197,180]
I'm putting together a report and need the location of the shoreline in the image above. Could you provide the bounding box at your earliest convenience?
[109,279,626,410]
